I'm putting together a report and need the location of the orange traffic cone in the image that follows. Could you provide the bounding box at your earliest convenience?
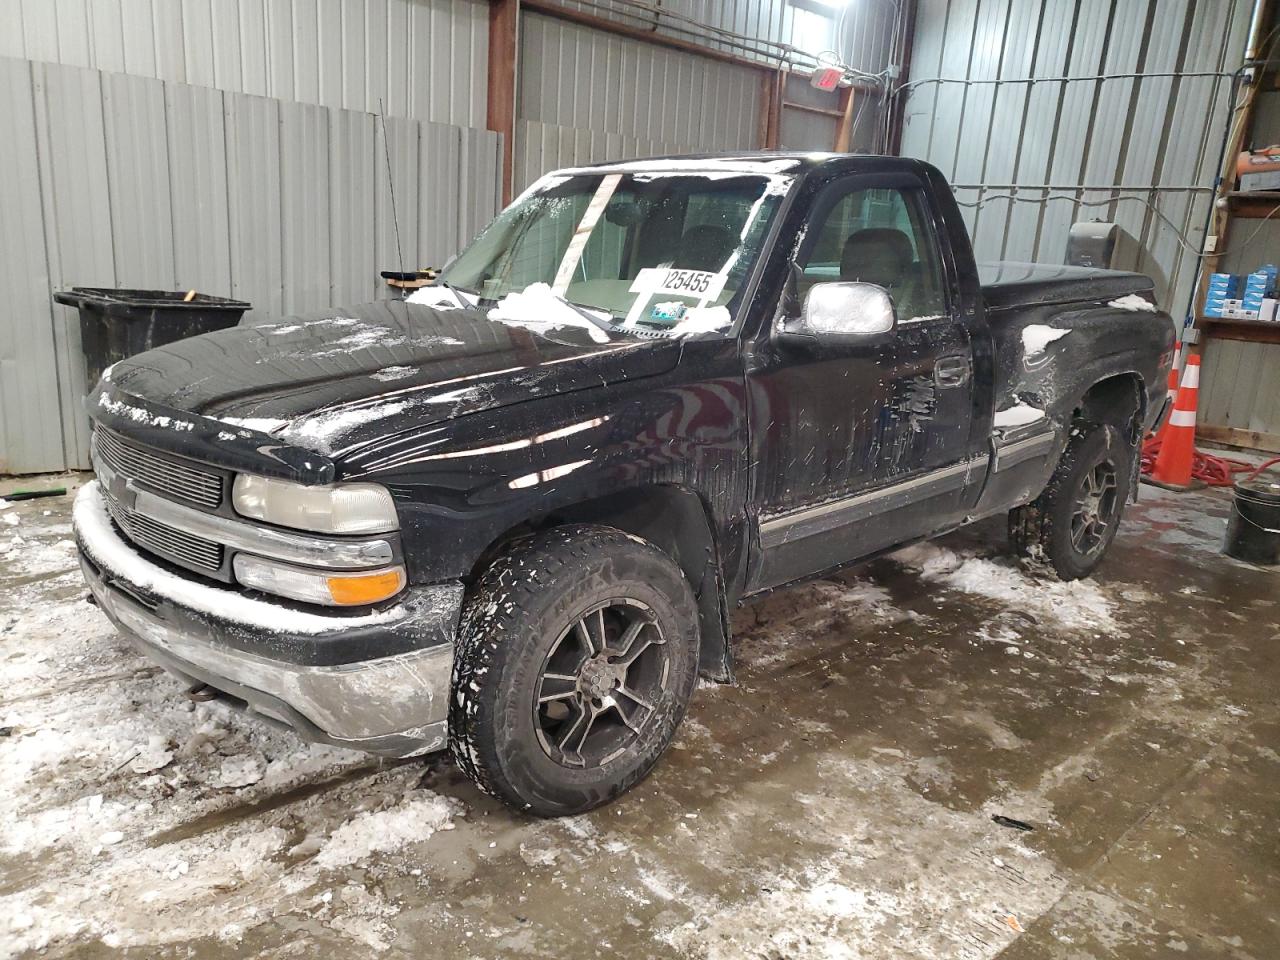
[1151,357,1181,445]
[1149,354,1205,491]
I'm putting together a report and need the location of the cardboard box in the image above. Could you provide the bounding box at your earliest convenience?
[1261,299,1278,322]
[1222,307,1260,320]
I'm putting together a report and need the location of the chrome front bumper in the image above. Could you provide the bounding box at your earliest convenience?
[73,482,462,757]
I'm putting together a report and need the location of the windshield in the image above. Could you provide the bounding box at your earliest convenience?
[437,170,791,337]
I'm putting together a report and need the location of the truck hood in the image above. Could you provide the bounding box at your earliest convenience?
[101,300,681,460]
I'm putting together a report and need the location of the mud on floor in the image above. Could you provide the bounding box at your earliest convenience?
[1,481,1277,959]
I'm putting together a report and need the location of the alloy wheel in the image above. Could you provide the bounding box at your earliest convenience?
[533,599,670,768]
[1070,459,1119,556]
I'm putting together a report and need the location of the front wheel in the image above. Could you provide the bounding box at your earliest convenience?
[1008,421,1132,580]
[448,524,699,816]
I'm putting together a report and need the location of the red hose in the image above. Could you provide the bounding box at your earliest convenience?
[1140,434,1257,487]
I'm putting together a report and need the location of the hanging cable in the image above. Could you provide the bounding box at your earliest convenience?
[953,190,1280,260]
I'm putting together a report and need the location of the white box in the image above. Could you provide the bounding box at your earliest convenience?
[1262,299,1279,322]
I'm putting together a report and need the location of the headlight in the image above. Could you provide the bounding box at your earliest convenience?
[232,475,398,534]
[233,555,407,606]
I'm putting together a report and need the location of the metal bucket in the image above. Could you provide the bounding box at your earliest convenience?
[1224,466,1280,566]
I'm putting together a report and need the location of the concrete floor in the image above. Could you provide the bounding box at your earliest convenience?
[1,472,1277,959]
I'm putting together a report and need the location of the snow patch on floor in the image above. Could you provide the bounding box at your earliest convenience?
[891,543,1119,633]
[0,509,462,955]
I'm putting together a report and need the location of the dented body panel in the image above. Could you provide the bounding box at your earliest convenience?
[73,153,1173,755]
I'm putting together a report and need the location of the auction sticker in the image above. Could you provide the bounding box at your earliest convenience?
[630,267,728,301]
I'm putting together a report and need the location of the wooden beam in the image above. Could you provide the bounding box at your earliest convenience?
[757,70,774,149]
[488,0,519,206]
[834,85,856,152]
[1225,190,1280,219]
[767,68,785,149]
[888,0,917,155]
[783,99,845,120]
[1197,424,1280,454]
[1200,317,1280,345]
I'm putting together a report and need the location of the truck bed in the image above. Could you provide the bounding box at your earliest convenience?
[979,261,1154,311]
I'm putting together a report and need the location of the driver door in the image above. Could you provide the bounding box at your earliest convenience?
[745,172,978,592]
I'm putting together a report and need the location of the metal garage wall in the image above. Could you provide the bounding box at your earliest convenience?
[514,12,765,190]
[0,56,501,474]
[900,0,1254,320]
[0,0,489,128]
[554,0,900,76]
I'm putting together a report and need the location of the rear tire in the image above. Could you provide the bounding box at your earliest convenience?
[448,524,699,816]
[1008,421,1132,581]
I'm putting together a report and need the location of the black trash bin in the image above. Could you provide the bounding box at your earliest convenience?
[54,288,251,389]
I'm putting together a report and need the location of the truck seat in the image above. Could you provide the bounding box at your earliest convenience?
[840,228,925,319]
[674,225,736,272]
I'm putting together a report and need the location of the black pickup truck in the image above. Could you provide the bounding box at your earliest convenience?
[74,154,1174,815]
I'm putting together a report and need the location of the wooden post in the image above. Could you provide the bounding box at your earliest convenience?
[765,68,785,150]
[758,70,774,149]
[488,0,519,206]
[888,0,918,155]
[834,85,856,152]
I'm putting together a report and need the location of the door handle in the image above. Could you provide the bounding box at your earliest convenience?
[934,355,971,388]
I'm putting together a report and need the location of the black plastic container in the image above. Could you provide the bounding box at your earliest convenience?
[54,288,251,389]
[1224,467,1280,566]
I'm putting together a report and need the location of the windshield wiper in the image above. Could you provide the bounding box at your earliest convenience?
[432,279,477,309]
[549,293,618,336]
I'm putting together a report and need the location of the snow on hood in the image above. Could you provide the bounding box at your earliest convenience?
[486,283,612,344]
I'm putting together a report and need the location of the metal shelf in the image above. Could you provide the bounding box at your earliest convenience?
[1225,190,1280,218]
[1197,316,1280,344]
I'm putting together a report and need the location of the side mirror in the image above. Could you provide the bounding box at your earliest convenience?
[775,281,897,348]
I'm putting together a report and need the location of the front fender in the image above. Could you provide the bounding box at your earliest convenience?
[340,360,751,586]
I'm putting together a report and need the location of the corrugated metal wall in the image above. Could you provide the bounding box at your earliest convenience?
[514,12,764,190]
[901,0,1253,320]
[513,5,902,190]
[0,0,489,127]
[554,0,899,76]
[0,0,902,474]
[0,55,501,474]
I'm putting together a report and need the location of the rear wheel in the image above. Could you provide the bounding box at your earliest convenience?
[448,524,699,816]
[1008,421,1132,580]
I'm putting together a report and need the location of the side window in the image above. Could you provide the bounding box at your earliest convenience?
[798,184,948,322]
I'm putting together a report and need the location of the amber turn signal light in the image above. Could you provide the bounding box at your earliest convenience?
[327,568,407,606]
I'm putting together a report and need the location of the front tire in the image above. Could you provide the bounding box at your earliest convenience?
[448,524,699,816]
[1008,421,1132,580]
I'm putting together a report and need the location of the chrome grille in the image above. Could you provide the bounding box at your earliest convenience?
[95,428,223,509]
[104,488,224,573]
